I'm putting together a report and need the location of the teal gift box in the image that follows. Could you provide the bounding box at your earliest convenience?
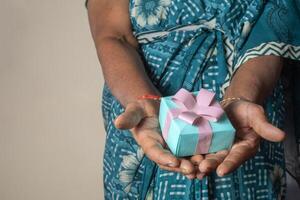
[159,88,235,157]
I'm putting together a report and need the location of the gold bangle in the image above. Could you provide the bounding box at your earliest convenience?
[220,97,242,107]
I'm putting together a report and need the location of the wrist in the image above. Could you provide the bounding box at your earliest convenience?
[111,85,161,107]
[223,85,262,105]
[137,94,161,101]
[124,93,161,117]
[220,96,253,110]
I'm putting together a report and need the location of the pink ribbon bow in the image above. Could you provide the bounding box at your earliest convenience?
[162,88,224,154]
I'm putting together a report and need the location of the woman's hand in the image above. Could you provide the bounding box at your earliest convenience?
[194,55,285,178]
[196,99,285,178]
[216,99,285,176]
[114,99,203,176]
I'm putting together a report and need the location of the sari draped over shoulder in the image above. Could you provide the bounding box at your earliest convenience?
[92,0,300,199]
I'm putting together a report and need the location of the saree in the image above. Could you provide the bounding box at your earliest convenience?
[87,0,300,199]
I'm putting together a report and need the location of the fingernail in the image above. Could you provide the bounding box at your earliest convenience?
[181,168,188,174]
[181,167,192,174]
[217,170,225,177]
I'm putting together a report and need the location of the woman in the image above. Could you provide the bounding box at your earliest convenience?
[86,0,300,199]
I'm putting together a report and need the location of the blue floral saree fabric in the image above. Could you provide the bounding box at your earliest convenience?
[87,0,300,199]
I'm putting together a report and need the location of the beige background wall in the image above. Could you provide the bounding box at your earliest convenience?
[0,1,104,199]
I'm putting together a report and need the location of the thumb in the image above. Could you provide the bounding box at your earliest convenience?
[114,102,145,130]
[249,105,285,142]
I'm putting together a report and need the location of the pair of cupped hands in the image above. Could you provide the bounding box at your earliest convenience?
[114,96,285,179]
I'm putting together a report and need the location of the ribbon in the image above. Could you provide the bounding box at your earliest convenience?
[162,88,224,154]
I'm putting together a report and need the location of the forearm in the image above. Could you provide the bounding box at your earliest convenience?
[96,37,160,107]
[87,0,159,107]
[224,56,283,104]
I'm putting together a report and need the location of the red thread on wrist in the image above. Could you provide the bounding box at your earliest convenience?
[137,94,161,101]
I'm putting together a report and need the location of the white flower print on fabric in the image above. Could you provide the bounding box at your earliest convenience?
[132,0,171,27]
[270,164,286,200]
[119,147,144,193]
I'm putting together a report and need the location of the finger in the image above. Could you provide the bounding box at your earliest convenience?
[158,163,196,179]
[199,150,228,174]
[179,159,195,175]
[249,105,285,142]
[216,142,256,177]
[142,135,179,167]
[158,164,182,173]
[114,102,145,129]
